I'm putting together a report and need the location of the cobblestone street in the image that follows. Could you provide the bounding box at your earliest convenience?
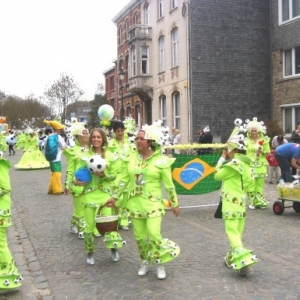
[2,151,300,299]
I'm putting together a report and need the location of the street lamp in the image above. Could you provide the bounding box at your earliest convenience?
[118,69,125,121]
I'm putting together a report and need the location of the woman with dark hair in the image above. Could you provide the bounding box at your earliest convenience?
[107,121,133,230]
[73,128,124,265]
[215,120,258,276]
[107,126,180,280]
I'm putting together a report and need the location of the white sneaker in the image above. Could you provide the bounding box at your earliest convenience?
[71,225,78,234]
[120,225,129,231]
[86,253,95,265]
[111,249,120,262]
[248,205,255,210]
[239,265,253,276]
[138,261,149,276]
[78,232,84,239]
[94,233,101,237]
[157,265,166,280]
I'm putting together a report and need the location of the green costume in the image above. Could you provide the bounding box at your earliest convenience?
[0,157,23,293]
[118,148,180,265]
[215,153,258,271]
[244,134,270,208]
[0,134,7,153]
[73,149,125,254]
[64,145,88,236]
[15,133,26,150]
[14,133,49,170]
[107,135,134,228]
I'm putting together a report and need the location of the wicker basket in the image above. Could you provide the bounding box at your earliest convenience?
[95,206,119,234]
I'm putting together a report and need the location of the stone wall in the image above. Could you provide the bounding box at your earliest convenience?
[189,0,271,142]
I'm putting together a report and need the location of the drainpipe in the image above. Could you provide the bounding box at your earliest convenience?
[184,1,192,143]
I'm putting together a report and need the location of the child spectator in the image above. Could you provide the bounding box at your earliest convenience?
[266,148,279,184]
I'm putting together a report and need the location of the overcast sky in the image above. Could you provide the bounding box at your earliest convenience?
[0,0,130,100]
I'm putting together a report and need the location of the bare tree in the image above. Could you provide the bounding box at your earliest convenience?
[44,74,84,120]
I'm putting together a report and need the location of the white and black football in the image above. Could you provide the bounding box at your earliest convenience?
[87,155,107,173]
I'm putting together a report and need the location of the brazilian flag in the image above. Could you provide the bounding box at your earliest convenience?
[172,152,222,195]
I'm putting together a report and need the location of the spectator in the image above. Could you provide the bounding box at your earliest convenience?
[271,135,288,149]
[173,129,181,154]
[266,148,279,184]
[275,143,300,183]
[197,126,213,155]
[291,122,300,144]
[171,127,176,144]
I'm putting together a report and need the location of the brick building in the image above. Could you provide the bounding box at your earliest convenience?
[105,0,300,142]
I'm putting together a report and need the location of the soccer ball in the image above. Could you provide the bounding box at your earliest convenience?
[87,155,107,172]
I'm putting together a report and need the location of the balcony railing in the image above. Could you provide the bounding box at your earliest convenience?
[128,25,152,43]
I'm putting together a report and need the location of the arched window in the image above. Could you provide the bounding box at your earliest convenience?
[144,3,150,25]
[141,46,149,74]
[159,95,167,126]
[158,0,164,18]
[158,36,165,72]
[119,26,123,45]
[131,46,137,76]
[171,28,179,67]
[172,92,180,129]
[125,19,130,40]
[134,12,139,25]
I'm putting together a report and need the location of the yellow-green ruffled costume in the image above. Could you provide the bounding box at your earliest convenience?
[215,153,258,271]
[118,148,180,265]
[14,134,49,170]
[64,145,89,235]
[0,157,23,293]
[107,136,134,227]
[73,149,125,253]
[244,118,270,208]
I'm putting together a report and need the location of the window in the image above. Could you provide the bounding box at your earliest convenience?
[125,19,130,40]
[171,0,178,9]
[119,59,123,71]
[119,26,123,45]
[110,76,114,90]
[284,46,300,77]
[131,47,137,76]
[159,95,167,125]
[172,28,179,67]
[173,92,180,129]
[279,0,300,23]
[158,0,164,18]
[141,46,149,74]
[159,36,165,72]
[282,105,300,134]
[134,12,139,25]
[144,3,150,25]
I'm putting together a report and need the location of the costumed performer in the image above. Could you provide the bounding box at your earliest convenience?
[43,120,67,195]
[0,152,23,293]
[107,124,180,280]
[244,117,270,209]
[14,129,50,170]
[107,120,134,231]
[63,127,90,239]
[73,128,125,265]
[214,118,258,276]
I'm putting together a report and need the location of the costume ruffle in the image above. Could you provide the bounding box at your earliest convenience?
[247,191,268,208]
[0,258,23,292]
[15,150,49,170]
[103,232,126,249]
[137,238,180,264]
[224,246,258,270]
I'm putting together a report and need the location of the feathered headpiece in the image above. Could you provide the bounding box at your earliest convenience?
[226,118,246,152]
